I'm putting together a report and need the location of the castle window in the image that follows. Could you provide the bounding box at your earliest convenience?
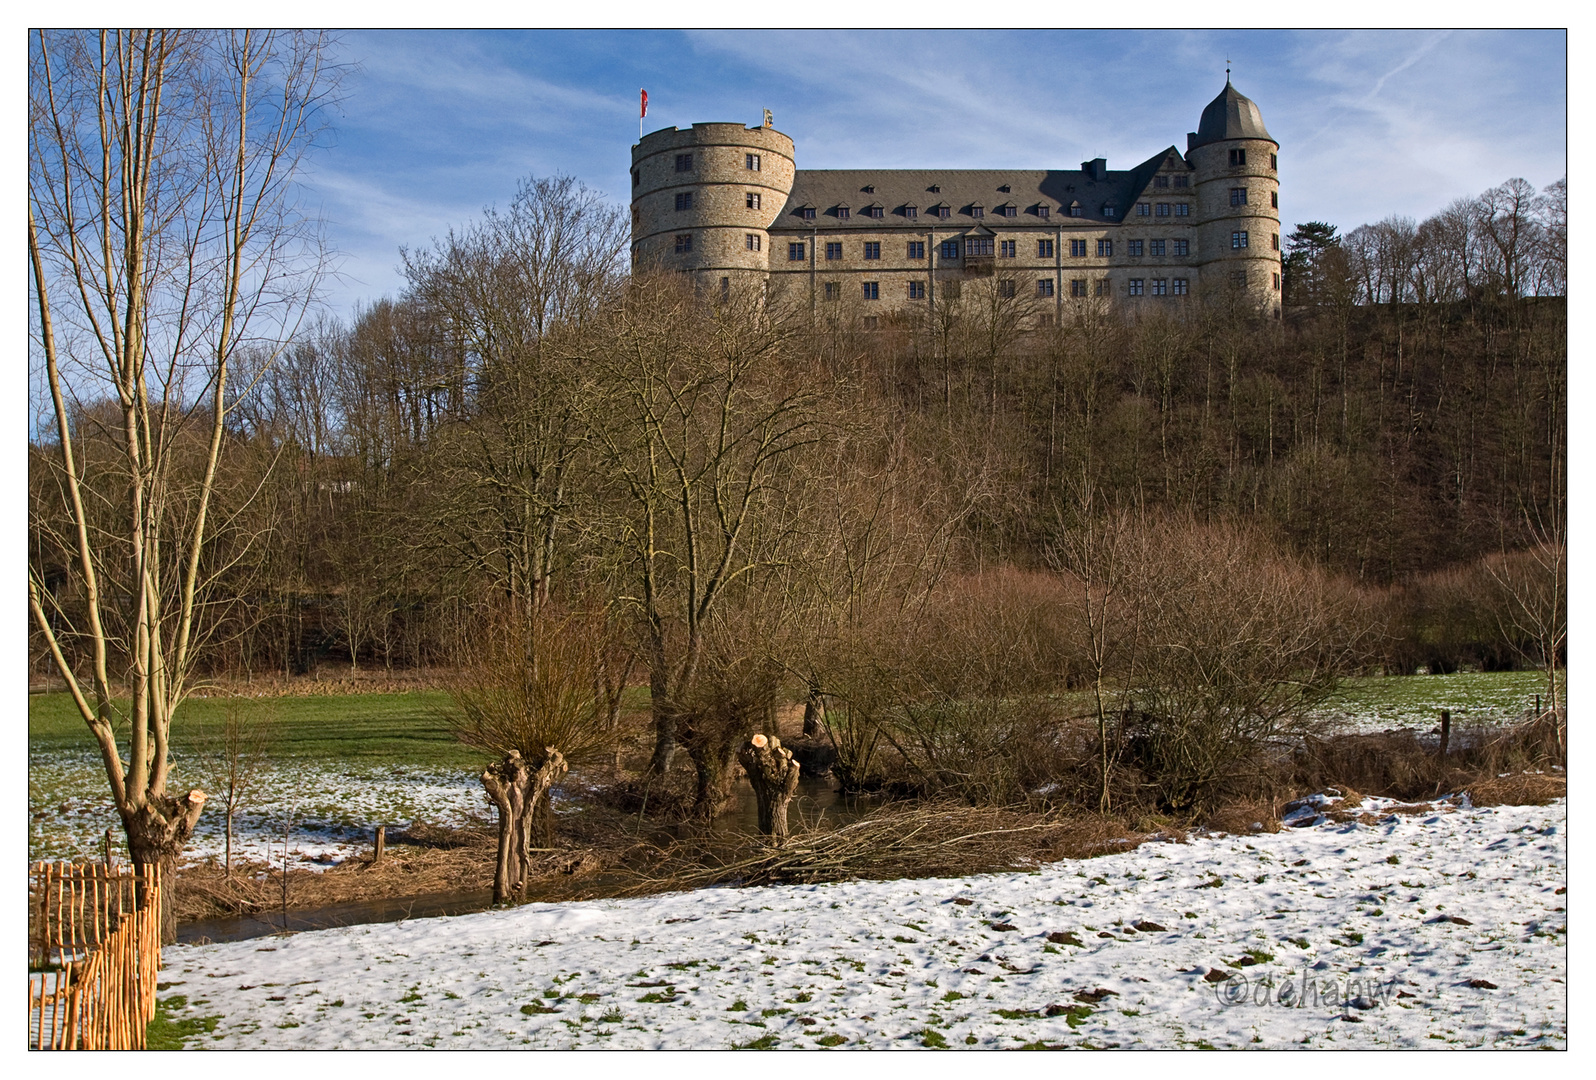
[862,281,880,300]
[1272,233,1280,251]
[965,237,994,257]
[928,184,940,193]
[1273,272,1281,290]
[1036,206,1051,219]
[1150,239,1166,256]
[866,205,884,219]
[1071,279,1088,298]
[863,316,879,329]
[1270,153,1278,171]
[675,192,693,211]
[1039,313,1055,327]
[940,239,960,259]
[998,184,1010,192]
[998,279,1016,298]
[1154,175,1170,189]
[1174,175,1189,188]
[1230,187,1248,206]
[632,170,640,187]
[862,185,875,193]
[908,280,925,299]
[1070,239,1087,257]
[1175,203,1190,217]
[1097,239,1113,257]
[1095,279,1110,297]
[675,153,693,172]
[1232,231,1249,249]
[1000,240,1016,258]
[1156,203,1171,217]
[836,206,851,220]
[1229,148,1246,167]
[747,192,761,210]
[1102,205,1116,217]
[1038,239,1054,258]
[1136,203,1151,217]
[825,242,842,260]
[824,282,840,301]
[746,153,761,171]
[907,241,926,259]
[801,206,816,220]
[998,204,1016,217]
[1271,191,1278,209]
[746,234,761,251]
[1151,278,1167,296]
[1037,278,1054,298]
[1173,278,1189,295]
[970,205,985,218]
[721,276,729,296]
[1173,239,1189,256]
[1069,202,1083,217]
[864,241,881,260]
[1128,240,1144,257]
[674,234,692,253]
[788,242,806,261]
[904,205,918,219]
[933,204,950,219]
[1128,278,1144,296]
[1231,270,1248,286]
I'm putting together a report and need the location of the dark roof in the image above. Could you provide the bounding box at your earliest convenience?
[1188,80,1275,149]
[773,150,1187,229]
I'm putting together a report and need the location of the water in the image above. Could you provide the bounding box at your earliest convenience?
[177,774,878,946]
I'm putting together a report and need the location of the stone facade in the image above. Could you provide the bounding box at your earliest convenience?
[630,81,1281,315]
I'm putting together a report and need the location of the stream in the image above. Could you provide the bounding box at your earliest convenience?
[177,774,878,946]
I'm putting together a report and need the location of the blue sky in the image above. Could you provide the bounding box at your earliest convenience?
[304,29,1568,316]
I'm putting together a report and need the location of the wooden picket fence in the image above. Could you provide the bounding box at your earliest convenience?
[27,862,162,1050]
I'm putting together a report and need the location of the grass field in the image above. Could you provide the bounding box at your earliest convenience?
[27,671,1555,865]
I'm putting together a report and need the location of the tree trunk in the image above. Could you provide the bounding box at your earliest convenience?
[801,685,825,738]
[481,749,567,905]
[691,746,741,821]
[647,663,676,777]
[123,789,207,945]
[738,735,801,843]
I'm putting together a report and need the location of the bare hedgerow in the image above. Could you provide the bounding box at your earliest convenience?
[1115,516,1380,811]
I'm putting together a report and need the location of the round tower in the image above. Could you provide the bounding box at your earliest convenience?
[630,121,796,281]
[1187,80,1280,313]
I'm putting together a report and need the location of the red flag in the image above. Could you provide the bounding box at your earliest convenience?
[640,89,648,119]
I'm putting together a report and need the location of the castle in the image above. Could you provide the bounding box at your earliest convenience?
[630,80,1281,317]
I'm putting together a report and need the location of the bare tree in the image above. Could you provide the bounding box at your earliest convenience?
[28,29,340,940]
[194,698,278,877]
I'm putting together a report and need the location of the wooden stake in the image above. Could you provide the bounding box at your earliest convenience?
[374,824,386,866]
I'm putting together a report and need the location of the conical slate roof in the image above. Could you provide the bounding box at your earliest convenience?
[1189,80,1275,148]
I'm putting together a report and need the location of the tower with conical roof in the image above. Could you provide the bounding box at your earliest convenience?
[1188,78,1281,313]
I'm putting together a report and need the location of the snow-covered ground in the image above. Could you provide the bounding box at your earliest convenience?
[29,750,487,867]
[157,796,1565,1049]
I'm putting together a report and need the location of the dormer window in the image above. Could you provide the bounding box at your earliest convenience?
[1102,204,1117,218]
[928,184,940,193]
[997,204,1016,217]
[862,184,875,193]
[835,206,851,220]
[998,184,1010,193]
[969,205,984,218]
[865,204,884,219]
[1069,201,1083,218]
[933,203,950,219]
[1036,205,1051,219]
[903,205,918,219]
[800,206,816,221]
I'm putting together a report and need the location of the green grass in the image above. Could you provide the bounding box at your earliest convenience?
[30,689,480,768]
[1325,671,1551,729]
[146,995,221,1048]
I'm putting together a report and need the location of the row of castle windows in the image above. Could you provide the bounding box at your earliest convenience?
[1226,149,1281,170]
[818,277,1195,301]
[633,151,762,188]
[666,189,1269,220]
[783,238,1195,261]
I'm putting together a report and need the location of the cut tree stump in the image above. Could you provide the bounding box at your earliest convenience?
[738,734,801,843]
